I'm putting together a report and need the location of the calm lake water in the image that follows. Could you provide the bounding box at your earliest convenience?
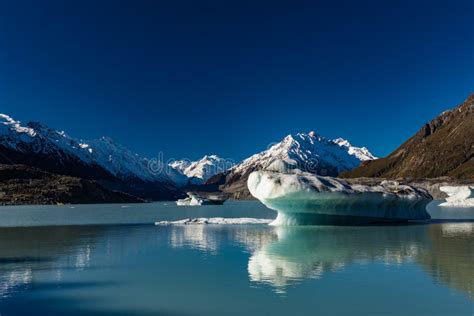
[0,201,472,315]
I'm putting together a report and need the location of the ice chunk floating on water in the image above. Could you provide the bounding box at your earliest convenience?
[155,217,272,225]
[247,160,432,225]
[176,192,228,206]
[439,186,474,208]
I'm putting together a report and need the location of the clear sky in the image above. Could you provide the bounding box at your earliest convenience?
[1,0,473,161]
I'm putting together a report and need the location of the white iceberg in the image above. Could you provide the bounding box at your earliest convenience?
[176,192,228,206]
[155,217,272,225]
[247,160,432,225]
[439,186,474,208]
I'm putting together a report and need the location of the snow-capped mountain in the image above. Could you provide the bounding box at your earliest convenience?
[231,131,375,177]
[209,131,376,198]
[170,155,234,183]
[169,160,192,175]
[0,114,187,198]
[332,138,377,161]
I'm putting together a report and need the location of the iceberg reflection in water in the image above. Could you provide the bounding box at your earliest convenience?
[165,223,473,298]
[0,222,472,315]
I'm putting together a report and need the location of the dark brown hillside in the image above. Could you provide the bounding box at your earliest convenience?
[342,94,474,179]
[0,164,144,205]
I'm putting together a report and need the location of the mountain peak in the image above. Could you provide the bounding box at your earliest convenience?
[0,114,37,137]
[0,114,15,124]
[231,131,375,179]
[332,137,377,161]
[333,137,350,146]
[202,154,220,160]
[170,154,234,183]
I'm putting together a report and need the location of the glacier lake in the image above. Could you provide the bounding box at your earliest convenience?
[0,201,472,315]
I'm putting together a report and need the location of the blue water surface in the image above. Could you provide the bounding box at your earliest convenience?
[0,201,472,315]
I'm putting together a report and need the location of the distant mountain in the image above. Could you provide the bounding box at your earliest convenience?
[170,155,234,184]
[342,94,474,180]
[0,114,187,200]
[206,131,376,198]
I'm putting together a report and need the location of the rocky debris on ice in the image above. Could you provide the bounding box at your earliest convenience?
[439,186,474,208]
[247,160,432,225]
[155,217,272,225]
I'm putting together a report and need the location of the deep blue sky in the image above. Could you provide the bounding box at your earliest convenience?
[1,0,473,161]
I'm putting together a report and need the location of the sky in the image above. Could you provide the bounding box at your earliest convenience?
[1,0,473,161]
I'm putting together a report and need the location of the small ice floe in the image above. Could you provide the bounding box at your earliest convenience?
[439,186,474,208]
[176,192,228,206]
[155,217,272,225]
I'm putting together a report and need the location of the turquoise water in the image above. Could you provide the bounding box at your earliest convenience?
[0,201,472,315]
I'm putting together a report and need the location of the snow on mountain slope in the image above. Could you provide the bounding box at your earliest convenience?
[170,155,234,183]
[0,114,36,138]
[169,160,192,174]
[0,114,186,186]
[231,131,376,178]
[332,138,377,161]
[86,137,187,185]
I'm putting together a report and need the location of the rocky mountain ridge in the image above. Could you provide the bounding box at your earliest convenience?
[342,94,474,179]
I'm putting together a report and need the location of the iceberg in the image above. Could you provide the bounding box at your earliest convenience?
[155,217,272,225]
[176,192,228,206]
[439,186,474,208]
[247,160,432,225]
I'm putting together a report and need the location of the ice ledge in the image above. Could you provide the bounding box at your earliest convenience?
[439,186,474,208]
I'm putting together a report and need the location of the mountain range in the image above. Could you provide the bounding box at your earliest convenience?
[0,92,472,204]
[0,113,375,202]
[0,114,186,200]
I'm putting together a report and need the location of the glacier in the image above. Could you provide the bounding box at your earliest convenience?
[439,186,474,208]
[248,160,432,225]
